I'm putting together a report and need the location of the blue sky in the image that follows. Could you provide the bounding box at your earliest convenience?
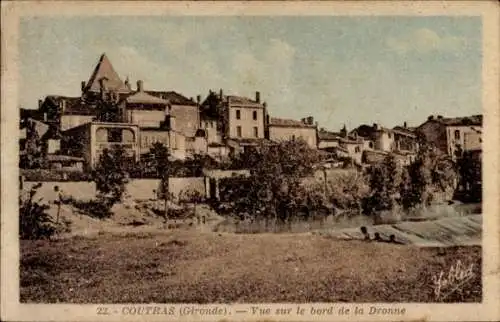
[19,16,481,131]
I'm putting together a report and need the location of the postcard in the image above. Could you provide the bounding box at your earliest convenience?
[1,1,499,321]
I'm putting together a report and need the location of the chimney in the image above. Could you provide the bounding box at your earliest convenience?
[404,121,408,128]
[256,91,261,103]
[168,115,176,131]
[428,115,434,121]
[137,80,144,92]
[38,99,43,109]
[196,95,201,104]
[43,112,48,122]
[373,123,379,130]
[125,77,131,90]
[306,116,314,125]
[219,88,223,99]
[81,81,86,92]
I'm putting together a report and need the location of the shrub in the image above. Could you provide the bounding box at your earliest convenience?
[19,183,70,239]
[93,145,130,207]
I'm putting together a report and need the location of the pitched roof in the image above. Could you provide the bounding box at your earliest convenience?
[419,115,483,128]
[318,130,343,141]
[125,91,169,105]
[226,95,263,107]
[392,126,417,138]
[83,54,130,93]
[146,91,197,106]
[441,115,482,126]
[269,117,316,128]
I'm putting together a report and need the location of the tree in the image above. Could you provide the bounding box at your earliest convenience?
[93,145,130,208]
[231,138,321,224]
[24,119,44,169]
[19,183,69,239]
[149,142,170,218]
[401,146,457,209]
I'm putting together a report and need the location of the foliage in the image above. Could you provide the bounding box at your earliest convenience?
[19,183,69,239]
[456,150,482,202]
[363,154,403,215]
[93,145,130,208]
[230,138,321,222]
[23,120,45,169]
[401,147,457,209]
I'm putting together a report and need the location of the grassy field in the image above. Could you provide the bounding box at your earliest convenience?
[20,230,481,303]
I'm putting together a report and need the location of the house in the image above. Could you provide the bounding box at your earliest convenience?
[416,115,482,159]
[200,89,268,154]
[267,116,318,149]
[317,129,343,151]
[392,123,419,153]
[351,124,394,152]
[147,91,200,138]
[62,122,140,171]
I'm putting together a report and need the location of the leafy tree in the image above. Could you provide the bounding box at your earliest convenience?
[93,145,130,208]
[456,150,482,201]
[19,183,69,239]
[231,138,321,224]
[149,142,170,218]
[401,146,457,209]
[24,120,44,169]
[363,154,403,215]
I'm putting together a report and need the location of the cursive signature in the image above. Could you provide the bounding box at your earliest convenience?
[431,260,475,300]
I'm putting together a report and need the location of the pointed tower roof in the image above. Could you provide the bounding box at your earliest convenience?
[83,53,130,93]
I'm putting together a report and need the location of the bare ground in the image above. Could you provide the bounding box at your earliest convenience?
[20,230,481,303]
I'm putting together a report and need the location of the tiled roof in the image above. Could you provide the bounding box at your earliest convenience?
[392,126,417,138]
[83,54,130,93]
[269,117,316,128]
[226,95,262,107]
[441,115,482,126]
[146,91,197,106]
[318,130,343,141]
[126,91,169,105]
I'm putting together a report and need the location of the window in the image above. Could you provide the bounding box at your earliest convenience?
[237,126,242,137]
[122,129,135,143]
[355,146,361,153]
[253,111,257,120]
[236,110,241,120]
[108,128,122,143]
[291,135,296,140]
[96,128,108,142]
[253,127,258,138]
[369,142,374,149]
[454,130,460,140]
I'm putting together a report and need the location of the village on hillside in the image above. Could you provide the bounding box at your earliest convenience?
[20,53,482,178]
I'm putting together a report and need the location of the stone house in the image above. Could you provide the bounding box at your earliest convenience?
[62,121,140,171]
[267,116,318,149]
[200,89,268,154]
[416,114,482,159]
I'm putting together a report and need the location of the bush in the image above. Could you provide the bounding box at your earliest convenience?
[19,183,70,239]
[67,197,113,219]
